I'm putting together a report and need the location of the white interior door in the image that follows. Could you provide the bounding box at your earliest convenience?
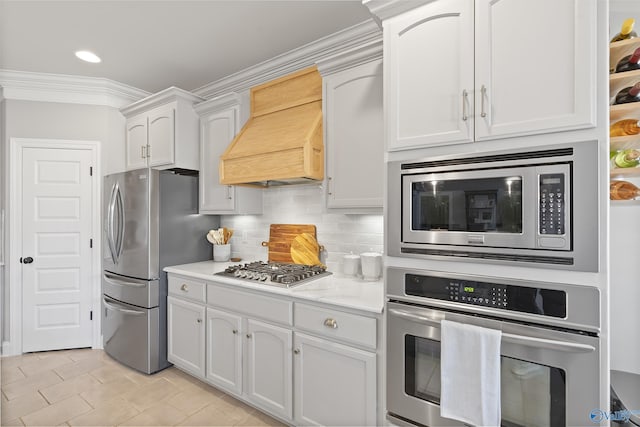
[21,147,94,352]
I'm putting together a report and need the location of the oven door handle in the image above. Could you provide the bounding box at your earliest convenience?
[388,308,596,354]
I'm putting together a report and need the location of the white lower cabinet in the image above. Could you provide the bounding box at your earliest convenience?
[205,307,243,395]
[167,274,379,425]
[245,318,293,420]
[293,332,377,426]
[167,296,205,378]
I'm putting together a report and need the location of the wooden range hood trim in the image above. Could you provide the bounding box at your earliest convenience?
[219,66,324,187]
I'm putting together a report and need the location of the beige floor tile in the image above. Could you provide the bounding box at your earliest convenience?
[176,402,247,426]
[1,365,27,385]
[2,370,63,401]
[118,402,188,426]
[123,368,166,387]
[68,396,140,426]
[159,368,214,392]
[125,377,182,412]
[21,395,92,427]
[0,391,48,424]
[54,357,106,381]
[0,354,41,370]
[234,410,286,427]
[39,373,101,404]
[54,348,99,362]
[1,417,25,426]
[80,376,140,408]
[88,362,132,384]
[164,387,220,417]
[18,354,73,377]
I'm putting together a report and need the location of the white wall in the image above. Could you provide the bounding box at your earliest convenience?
[1,99,125,349]
[220,184,383,275]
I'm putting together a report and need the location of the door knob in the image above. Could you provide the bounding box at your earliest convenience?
[22,257,34,264]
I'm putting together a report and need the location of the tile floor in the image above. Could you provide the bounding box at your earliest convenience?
[0,348,285,426]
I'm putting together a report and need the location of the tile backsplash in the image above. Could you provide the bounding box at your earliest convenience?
[219,184,383,273]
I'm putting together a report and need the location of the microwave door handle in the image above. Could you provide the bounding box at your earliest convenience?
[389,308,595,353]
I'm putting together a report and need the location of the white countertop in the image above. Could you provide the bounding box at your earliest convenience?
[164,261,384,314]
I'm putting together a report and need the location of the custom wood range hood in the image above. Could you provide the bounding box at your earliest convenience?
[219,66,324,187]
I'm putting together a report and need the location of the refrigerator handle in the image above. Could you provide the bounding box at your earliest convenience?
[114,184,125,259]
[106,182,118,264]
[103,272,147,288]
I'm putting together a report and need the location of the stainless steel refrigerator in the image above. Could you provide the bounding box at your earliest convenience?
[102,168,218,374]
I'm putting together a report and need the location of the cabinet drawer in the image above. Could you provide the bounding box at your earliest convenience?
[294,303,376,349]
[168,275,206,303]
[207,284,293,326]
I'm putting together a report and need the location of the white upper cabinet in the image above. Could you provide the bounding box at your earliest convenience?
[121,87,203,171]
[318,42,384,210]
[195,94,263,215]
[376,0,597,151]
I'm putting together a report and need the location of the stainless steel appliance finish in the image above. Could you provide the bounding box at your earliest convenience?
[102,168,218,374]
[387,140,600,271]
[216,261,331,288]
[386,267,601,427]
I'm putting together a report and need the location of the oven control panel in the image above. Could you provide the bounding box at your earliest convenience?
[539,173,565,235]
[405,274,566,318]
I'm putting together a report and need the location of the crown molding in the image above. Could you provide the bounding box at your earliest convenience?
[362,0,434,22]
[193,19,382,99]
[120,86,204,117]
[0,69,149,108]
[316,39,383,77]
[194,92,241,117]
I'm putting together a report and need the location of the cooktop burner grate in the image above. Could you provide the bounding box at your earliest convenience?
[215,261,331,288]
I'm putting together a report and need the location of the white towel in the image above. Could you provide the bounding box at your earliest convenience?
[440,319,502,427]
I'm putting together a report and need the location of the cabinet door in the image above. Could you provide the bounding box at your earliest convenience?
[199,108,237,212]
[245,318,293,420]
[167,296,205,377]
[125,115,148,170]
[325,60,384,209]
[148,104,175,167]
[206,307,242,395]
[385,0,474,150]
[474,0,596,139]
[293,333,376,427]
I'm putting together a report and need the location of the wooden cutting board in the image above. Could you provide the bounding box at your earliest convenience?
[262,224,317,263]
[290,233,323,266]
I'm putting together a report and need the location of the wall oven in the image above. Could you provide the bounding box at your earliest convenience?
[386,267,601,427]
[387,141,600,271]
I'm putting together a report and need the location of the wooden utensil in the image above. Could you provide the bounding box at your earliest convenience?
[262,224,317,263]
[290,233,323,266]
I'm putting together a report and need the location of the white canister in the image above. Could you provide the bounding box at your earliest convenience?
[360,252,382,281]
[213,244,231,262]
[342,253,361,277]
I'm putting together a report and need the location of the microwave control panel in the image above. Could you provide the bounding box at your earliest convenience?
[539,173,565,235]
[405,274,566,318]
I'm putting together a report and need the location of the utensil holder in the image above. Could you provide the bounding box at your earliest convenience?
[213,244,231,262]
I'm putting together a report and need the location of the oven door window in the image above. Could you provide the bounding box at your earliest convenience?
[405,336,566,427]
[411,177,523,233]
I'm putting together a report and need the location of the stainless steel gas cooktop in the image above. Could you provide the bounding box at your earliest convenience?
[215,261,331,288]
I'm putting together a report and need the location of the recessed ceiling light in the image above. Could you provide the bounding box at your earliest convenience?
[75,50,101,63]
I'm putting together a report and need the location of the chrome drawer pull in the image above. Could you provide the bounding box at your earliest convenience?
[180,284,188,291]
[196,319,202,324]
[293,348,300,354]
[232,329,238,334]
[324,318,338,329]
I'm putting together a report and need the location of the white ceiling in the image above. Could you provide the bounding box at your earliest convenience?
[0,1,373,94]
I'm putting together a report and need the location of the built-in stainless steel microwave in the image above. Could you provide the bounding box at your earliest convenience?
[387,141,600,271]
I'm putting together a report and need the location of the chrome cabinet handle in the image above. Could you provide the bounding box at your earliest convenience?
[197,319,202,323]
[462,90,468,121]
[146,144,151,158]
[141,145,145,158]
[480,85,487,118]
[246,333,252,339]
[180,284,188,291]
[323,318,338,329]
[232,329,238,334]
[226,186,233,200]
[293,348,300,354]
[327,176,333,196]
